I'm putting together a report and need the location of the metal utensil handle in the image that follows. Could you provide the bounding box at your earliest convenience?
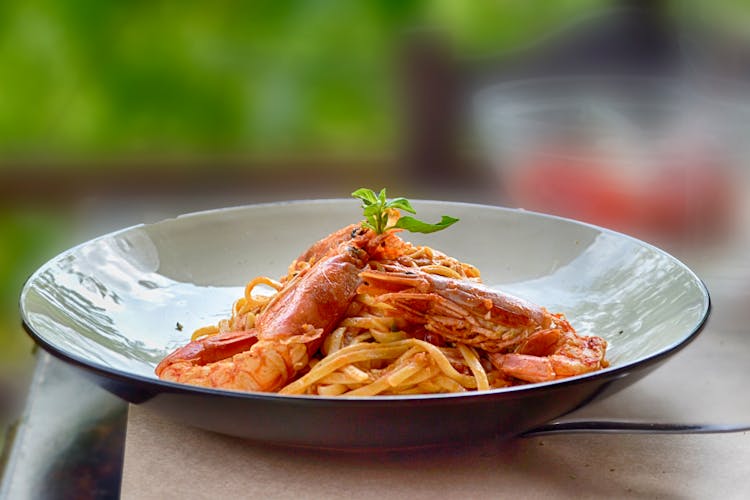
[523,421,750,437]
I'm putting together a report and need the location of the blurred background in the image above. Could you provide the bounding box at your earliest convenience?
[3,0,750,452]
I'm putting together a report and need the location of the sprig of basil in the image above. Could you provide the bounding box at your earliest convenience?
[352,188,459,234]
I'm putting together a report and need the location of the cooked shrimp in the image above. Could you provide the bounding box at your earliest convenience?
[293,223,362,266]
[285,223,408,280]
[156,237,371,392]
[358,264,555,352]
[357,264,607,382]
[489,328,609,383]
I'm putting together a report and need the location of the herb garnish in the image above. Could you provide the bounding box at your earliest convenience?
[352,188,459,235]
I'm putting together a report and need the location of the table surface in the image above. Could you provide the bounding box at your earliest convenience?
[123,405,750,500]
[3,188,750,499]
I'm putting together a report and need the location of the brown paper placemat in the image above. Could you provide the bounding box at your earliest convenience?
[123,189,750,500]
[122,404,749,499]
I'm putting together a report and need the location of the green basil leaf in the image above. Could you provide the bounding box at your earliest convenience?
[385,197,416,214]
[352,187,458,235]
[393,215,459,234]
[362,204,382,217]
[377,188,388,205]
[351,188,378,205]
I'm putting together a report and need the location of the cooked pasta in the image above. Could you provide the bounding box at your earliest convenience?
[158,236,608,396]
[156,192,608,395]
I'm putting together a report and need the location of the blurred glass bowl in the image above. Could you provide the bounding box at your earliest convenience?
[474,76,749,243]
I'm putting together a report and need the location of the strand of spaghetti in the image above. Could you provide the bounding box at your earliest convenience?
[388,347,426,380]
[317,365,371,385]
[282,338,478,394]
[316,383,349,396]
[232,297,249,316]
[370,328,406,343]
[343,372,406,396]
[384,339,477,388]
[458,343,490,391]
[318,365,373,384]
[341,364,371,382]
[391,364,441,392]
[411,340,477,388]
[191,325,219,341]
[322,326,347,354]
[418,264,463,279]
[279,343,414,394]
[245,276,283,295]
[242,276,282,310]
[322,353,443,396]
[432,375,467,392]
[406,246,431,259]
[340,315,393,331]
[373,339,477,388]
[345,361,425,396]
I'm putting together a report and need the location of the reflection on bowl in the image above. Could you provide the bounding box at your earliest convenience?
[474,77,747,242]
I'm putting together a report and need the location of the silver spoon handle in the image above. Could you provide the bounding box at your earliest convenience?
[523,421,750,437]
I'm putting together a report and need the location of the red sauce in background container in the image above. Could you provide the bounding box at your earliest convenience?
[474,77,743,244]
[506,144,735,241]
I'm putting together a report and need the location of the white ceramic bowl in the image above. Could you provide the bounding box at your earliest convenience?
[20,199,710,449]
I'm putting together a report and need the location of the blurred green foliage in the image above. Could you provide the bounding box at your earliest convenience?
[0,0,605,161]
[0,1,611,365]
[0,210,70,365]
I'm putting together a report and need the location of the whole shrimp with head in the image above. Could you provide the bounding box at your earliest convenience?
[156,225,376,392]
[358,264,609,384]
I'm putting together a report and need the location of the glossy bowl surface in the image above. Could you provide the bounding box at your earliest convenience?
[20,200,710,449]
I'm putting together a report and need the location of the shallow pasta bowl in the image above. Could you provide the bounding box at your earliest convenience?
[20,199,710,449]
